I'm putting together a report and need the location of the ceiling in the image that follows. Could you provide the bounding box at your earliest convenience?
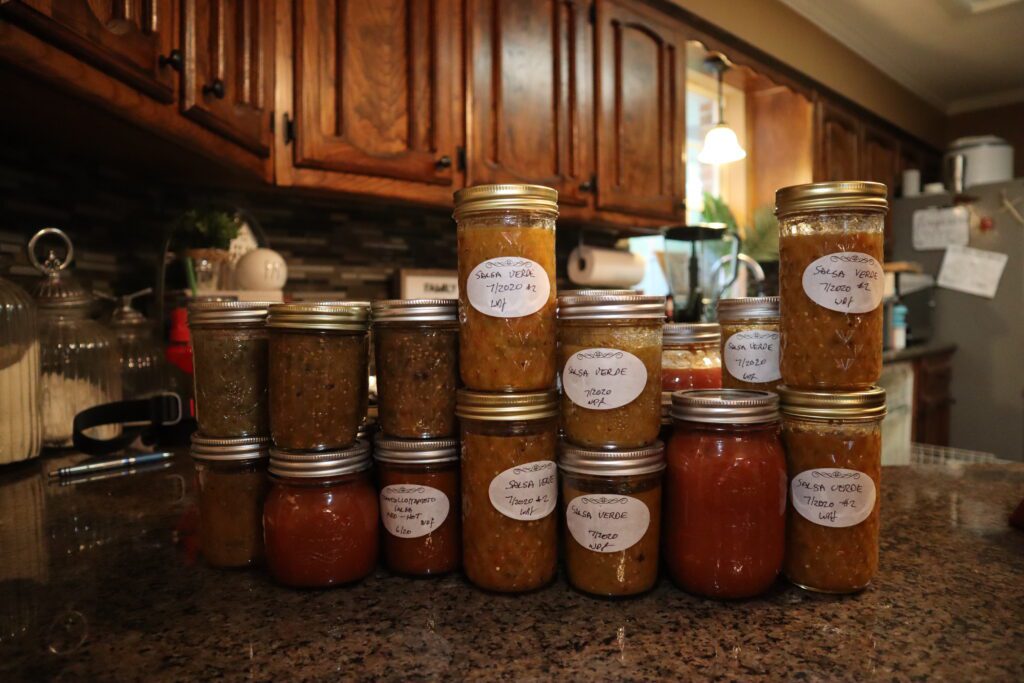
[778,0,1024,114]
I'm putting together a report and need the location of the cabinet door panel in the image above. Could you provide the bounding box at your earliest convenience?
[815,101,861,181]
[862,126,900,255]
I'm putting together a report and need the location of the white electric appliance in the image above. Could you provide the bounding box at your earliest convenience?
[943,136,1014,191]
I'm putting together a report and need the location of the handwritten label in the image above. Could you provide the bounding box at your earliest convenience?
[467,257,550,318]
[380,485,450,539]
[937,245,1008,299]
[488,460,557,520]
[802,252,884,314]
[723,330,781,384]
[791,468,876,528]
[562,348,648,410]
[565,495,650,553]
[912,206,969,251]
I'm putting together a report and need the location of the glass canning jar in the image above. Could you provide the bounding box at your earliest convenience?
[107,288,165,400]
[455,184,558,392]
[717,297,781,391]
[456,389,559,593]
[662,323,721,392]
[267,302,370,449]
[559,442,664,597]
[191,434,270,569]
[666,390,787,599]
[779,386,886,594]
[263,442,378,588]
[0,272,41,464]
[776,182,887,390]
[557,292,664,448]
[372,299,458,439]
[374,436,460,576]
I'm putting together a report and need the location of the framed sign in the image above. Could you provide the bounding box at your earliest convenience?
[398,269,459,299]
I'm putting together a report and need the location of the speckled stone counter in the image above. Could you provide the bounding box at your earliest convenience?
[0,453,1021,682]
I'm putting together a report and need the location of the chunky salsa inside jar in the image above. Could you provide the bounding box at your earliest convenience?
[195,460,269,568]
[377,461,460,576]
[192,325,269,437]
[375,324,458,438]
[662,343,721,392]
[720,322,782,391]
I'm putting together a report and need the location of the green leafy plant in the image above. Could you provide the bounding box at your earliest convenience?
[699,192,779,263]
[700,192,738,233]
[171,209,240,251]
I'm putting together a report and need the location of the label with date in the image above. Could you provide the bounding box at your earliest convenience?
[380,485,450,539]
[802,252,884,314]
[791,468,876,528]
[565,495,650,553]
[562,348,648,410]
[488,460,557,520]
[724,330,781,383]
[467,257,550,318]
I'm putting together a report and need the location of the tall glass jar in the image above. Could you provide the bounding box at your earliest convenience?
[662,323,721,392]
[372,299,458,438]
[779,386,886,594]
[0,273,41,464]
[776,182,887,390]
[107,289,165,400]
[456,389,559,593]
[267,302,370,449]
[189,300,273,438]
[455,184,558,391]
[28,228,121,447]
[559,442,664,597]
[717,297,781,391]
[557,292,664,448]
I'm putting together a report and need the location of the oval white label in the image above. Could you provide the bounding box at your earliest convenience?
[488,460,557,521]
[724,330,781,384]
[562,348,648,410]
[565,494,650,553]
[380,485,450,539]
[466,257,551,318]
[791,468,876,528]
[801,252,884,314]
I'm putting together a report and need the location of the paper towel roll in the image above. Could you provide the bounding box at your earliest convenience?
[568,246,645,288]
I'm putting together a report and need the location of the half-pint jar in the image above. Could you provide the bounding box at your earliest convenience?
[718,297,781,391]
[662,323,721,391]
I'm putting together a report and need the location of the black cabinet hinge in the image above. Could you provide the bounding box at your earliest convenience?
[588,1,596,24]
[282,113,295,145]
[269,110,275,134]
[456,145,467,172]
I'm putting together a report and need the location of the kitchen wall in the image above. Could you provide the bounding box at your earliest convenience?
[946,101,1024,177]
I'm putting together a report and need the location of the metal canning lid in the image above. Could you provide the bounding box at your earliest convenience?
[191,434,271,462]
[663,322,721,345]
[778,385,887,422]
[455,389,560,422]
[661,391,673,426]
[671,389,779,424]
[188,300,273,326]
[453,184,559,220]
[775,181,888,218]
[558,289,637,298]
[266,301,370,331]
[717,296,780,323]
[371,299,457,323]
[558,441,665,477]
[557,293,666,320]
[269,441,372,478]
[373,436,459,465]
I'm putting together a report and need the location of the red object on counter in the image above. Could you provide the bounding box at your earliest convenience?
[661,366,722,392]
[166,307,194,375]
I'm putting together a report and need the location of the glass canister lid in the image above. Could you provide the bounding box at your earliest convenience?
[27,228,92,310]
[371,299,457,323]
[453,184,559,220]
[373,436,458,465]
[774,181,888,218]
[269,441,373,478]
[663,322,721,345]
[266,301,370,331]
[671,389,779,424]
[716,297,780,322]
[191,434,271,462]
[455,389,559,421]
[558,441,665,477]
[778,385,887,422]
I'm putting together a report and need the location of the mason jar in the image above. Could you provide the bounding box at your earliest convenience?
[717,297,781,391]
[662,323,721,392]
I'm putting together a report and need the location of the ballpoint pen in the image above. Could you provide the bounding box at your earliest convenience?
[50,452,175,479]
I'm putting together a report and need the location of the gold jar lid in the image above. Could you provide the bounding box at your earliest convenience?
[671,389,779,424]
[453,184,558,220]
[371,299,457,323]
[373,436,459,465]
[269,441,372,478]
[266,301,370,331]
[557,292,665,320]
[558,440,665,477]
[455,389,559,421]
[717,296,779,323]
[774,181,888,218]
[778,385,887,422]
[188,300,274,326]
[664,322,720,345]
[191,434,271,462]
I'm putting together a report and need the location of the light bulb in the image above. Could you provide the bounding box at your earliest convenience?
[697,123,747,165]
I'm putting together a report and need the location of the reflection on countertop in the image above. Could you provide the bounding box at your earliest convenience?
[0,451,1021,681]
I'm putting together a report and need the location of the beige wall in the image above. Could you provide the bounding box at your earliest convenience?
[669,0,947,146]
[947,102,1024,177]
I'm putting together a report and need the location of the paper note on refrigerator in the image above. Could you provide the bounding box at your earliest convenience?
[912,206,970,250]
[937,245,1008,298]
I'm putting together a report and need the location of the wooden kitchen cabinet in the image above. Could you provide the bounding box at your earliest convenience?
[913,350,955,447]
[814,99,861,181]
[861,124,900,254]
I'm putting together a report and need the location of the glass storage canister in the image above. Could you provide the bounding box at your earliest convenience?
[559,441,665,597]
[455,184,558,392]
[106,288,165,400]
[28,228,121,447]
[776,181,887,390]
[557,292,664,448]
[372,299,458,439]
[666,390,787,599]
[374,436,460,576]
[662,323,722,392]
[267,302,370,450]
[456,389,559,593]
[779,386,886,594]
[0,271,41,464]
[717,297,781,391]
[191,434,270,569]
[263,441,378,588]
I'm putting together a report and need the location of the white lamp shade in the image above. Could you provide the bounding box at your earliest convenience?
[698,123,747,165]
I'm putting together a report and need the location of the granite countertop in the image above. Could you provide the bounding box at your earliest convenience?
[0,452,1021,682]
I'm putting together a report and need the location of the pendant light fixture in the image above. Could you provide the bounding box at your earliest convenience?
[697,54,747,166]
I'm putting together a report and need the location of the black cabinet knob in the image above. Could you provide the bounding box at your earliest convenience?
[579,178,595,192]
[159,49,183,72]
[202,79,226,99]
[435,155,452,169]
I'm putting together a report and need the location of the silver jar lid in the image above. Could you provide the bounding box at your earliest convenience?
[188,300,273,326]
[266,301,370,331]
[455,389,559,422]
[269,441,372,478]
[558,289,637,298]
[373,436,458,465]
[557,292,665,320]
[663,322,721,345]
[371,299,457,323]
[716,297,780,323]
[28,228,93,310]
[671,389,779,424]
[191,434,271,462]
[558,441,665,477]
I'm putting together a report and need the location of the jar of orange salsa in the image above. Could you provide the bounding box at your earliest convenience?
[662,323,721,391]
[779,386,886,593]
[717,297,781,391]
[776,182,887,390]
[263,442,378,588]
[665,390,787,598]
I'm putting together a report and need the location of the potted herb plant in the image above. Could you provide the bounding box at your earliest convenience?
[172,209,240,294]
